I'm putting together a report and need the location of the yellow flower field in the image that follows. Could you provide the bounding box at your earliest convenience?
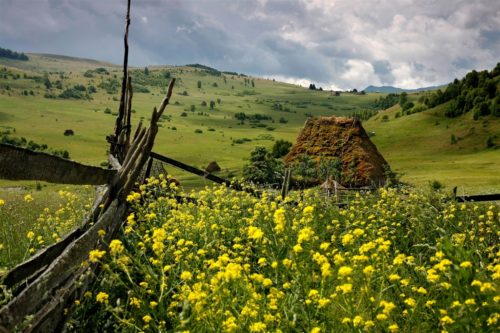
[70,176,499,332]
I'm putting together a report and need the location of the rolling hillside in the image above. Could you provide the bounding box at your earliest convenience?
[0,53,499,192]
[0,53,377,187]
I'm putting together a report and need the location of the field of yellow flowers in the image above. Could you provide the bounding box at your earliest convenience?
[67,176,498,332]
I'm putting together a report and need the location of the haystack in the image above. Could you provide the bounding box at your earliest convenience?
[284,116,389,187]
[205,161,221,173]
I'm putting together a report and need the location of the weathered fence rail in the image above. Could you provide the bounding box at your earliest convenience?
[148,151,261,197]
[455,193,500,202]
[0,144,117,185]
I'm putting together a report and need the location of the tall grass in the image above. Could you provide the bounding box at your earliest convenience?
[0,186,94,269]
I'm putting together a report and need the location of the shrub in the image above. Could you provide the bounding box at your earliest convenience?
[194,129,203,134]
[272,139,292,158]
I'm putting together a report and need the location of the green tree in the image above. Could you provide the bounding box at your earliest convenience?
[44,77,52,90]
[144,67,149,75]
[197,81,202,89]
[272,139,292,158]
[243,147,283,185]
[210,100,216,109]
[291,154,317,183]
[318,157,342,181]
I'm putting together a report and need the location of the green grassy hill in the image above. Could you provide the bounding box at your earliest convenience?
[0,54,376,187]
[0,53,499,192]
[365,102,500,193]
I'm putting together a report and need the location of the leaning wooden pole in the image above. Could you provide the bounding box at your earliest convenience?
[110,0,131,161]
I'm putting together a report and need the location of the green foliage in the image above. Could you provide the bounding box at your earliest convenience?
[486,136,496,148]
[43,76,52,90]
[98,78,120,94]
[243,147,283,185]
[0,46,29,61]
[0,133,70,158]
[271,139,292,158]
[317,156,342,181]
[424,64,499,118]
[372,93,399,109]
[430,180,444,190]
[187,64,221,76]
[349,109,377,121]
[58,85,92,99]
[131,83,150,93]
[290,154,317,183]
[234,112,272,124]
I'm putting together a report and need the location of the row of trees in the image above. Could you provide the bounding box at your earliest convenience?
[0,47,29,61]
[424,63,500,118]
[372,93,399,110]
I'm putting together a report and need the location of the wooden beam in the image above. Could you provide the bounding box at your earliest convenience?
[0,144,116,185]
[150,151,230,185]
[456,193,500,202]
[149,151,261,197]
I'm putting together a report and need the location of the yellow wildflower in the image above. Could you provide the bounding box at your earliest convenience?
[274,208,286,233]
[180,271,193,281]
[338,266,353,277]
[388,324,399,332]
[109,239,124,255]
[248,226,264,240]
[249,322,266,332]
[89,249,106,263]
[460,261,472,268]
[96,292,109,304]
[440,316,454,325]
[298,227,314,243]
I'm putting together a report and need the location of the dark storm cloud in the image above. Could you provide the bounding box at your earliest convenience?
[1,0,499,89]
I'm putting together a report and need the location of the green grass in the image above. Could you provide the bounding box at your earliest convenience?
[0,185,94,268]
[365,104,500,193]
[0,54,375,186]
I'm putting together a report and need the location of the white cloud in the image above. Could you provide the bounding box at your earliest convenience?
[0,0,499,89]
[341,60,381,89]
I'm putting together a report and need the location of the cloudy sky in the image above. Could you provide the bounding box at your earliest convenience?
[1,0,499,90]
